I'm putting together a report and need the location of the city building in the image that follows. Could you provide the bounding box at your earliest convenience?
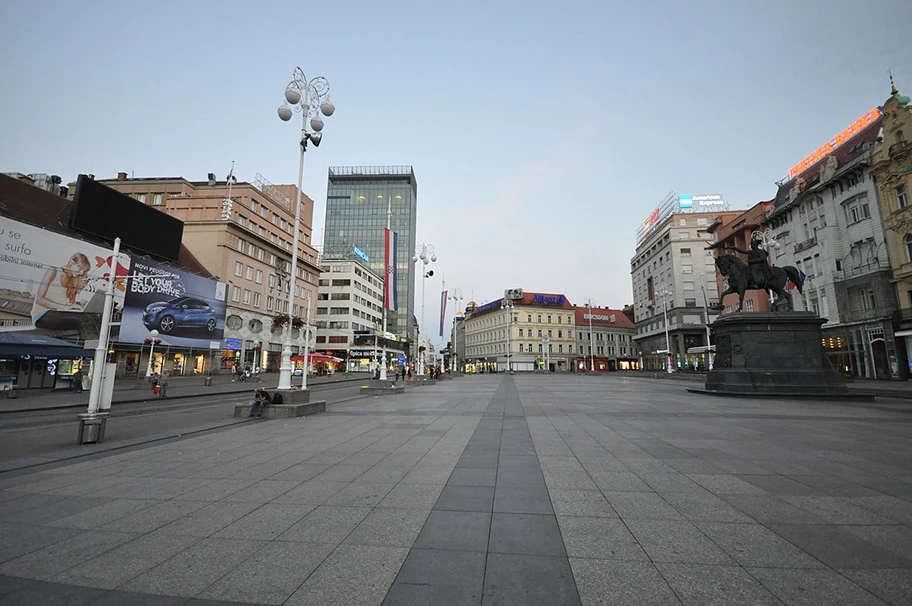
[868,82,912,379]
[95,172,321,373]
[324,166,418,348]
[445,311,465,371]
[463,291,576,372]
[314,255,404,372]
[574,306,638,371]
[631,192,738,371]
[706,201,774,314]
[767,107,903,380]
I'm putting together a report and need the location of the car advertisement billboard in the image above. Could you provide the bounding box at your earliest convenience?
[120,259,227,349]
[0,216,130,339]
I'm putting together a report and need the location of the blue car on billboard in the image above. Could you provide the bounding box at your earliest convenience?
[142,296,218,334]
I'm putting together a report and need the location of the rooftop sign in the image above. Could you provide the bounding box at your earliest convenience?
[636,191,728,245]
[788,108,882,179]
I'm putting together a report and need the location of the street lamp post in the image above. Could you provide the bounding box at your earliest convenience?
[500,297,514,374]
[144,329,161,378]
[276,66,335,392]
[253,339,260,377]
[412,243,436,376]
[301,290,312,389]
[659,288,674,373]
[584,298,596,372]
[448,288,464,372]
[542,333,551,372]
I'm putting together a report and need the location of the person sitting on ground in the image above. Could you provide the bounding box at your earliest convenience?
[248,388,271,418]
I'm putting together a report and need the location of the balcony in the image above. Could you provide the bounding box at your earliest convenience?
[793,236,818,255]
[889,140,911,158]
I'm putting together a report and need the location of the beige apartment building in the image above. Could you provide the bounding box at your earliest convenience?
[95,172,320,372]
[869,83,912,378]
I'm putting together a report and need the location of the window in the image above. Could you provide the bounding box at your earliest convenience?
[247,243,254,256]
[897,184,909,210]
[257,249,264,261]
[266,296,273,311]
[527,314,532,322]
[253,293,261,307]
[152,194,162,205]
[558,330,563,338]
[905,234,912,263]
[245,266,253,280]
[682,264,693,274]
[234,262,243,276]
[680,248,691,255]
[547,315,552,323]
[231,286,240,302]
[745,299,755,312]
[243,290,251,304]
[678,231,690,239]
[255,270,263,284]
[237,238,244,252]
[519,328,524,337]
[136,194,146,203]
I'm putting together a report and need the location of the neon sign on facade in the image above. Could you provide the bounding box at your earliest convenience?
[788,108,882,179]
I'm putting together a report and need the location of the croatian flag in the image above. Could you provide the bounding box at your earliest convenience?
[439,289,448,337]
[384,228,398,311]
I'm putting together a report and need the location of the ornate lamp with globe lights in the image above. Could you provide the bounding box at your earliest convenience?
[412,243,437,376]
[275,67,335,392]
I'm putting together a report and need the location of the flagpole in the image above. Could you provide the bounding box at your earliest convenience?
[379,195,392,381]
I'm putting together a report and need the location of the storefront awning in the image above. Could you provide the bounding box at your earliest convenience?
[894,330,912,338]
[0,332,91,359]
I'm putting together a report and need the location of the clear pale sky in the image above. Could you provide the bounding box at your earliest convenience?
[2,0,910,349]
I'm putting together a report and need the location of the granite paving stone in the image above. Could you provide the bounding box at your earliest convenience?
[493,485,554,514]
[412,510,491,552]
[448,468,497,487]
[781,496,901,525]
[766,523,912,569]
[661,491,755,523]
[748,566,887,605]
[0,523,84,565]
[483,553,581,606]
[276,505,372,545]
[153,501,260,538]
[377,482,445,509]
[839,568,912,606]
[718,494,831,524]
[557,516,649,561]
[656,562,782,605]
[343,507,431,548]
[383,548,486,606]
[434,485,495,512]
[603,490,685,520]
[589,470,653,492]
[625,519,735,565]
[211,503,316,540]
[569,559,681,606]
[695,521,823,568]
[120,537,266,598]
[685,473,769,495]
[841,525,912,560]
[488,512,566,556]
[0,530,139,581]
[549,488,619,518]
[197,540,335,605]
[285,544,409,606]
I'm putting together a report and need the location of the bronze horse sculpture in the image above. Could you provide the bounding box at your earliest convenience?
[714,253,804,312]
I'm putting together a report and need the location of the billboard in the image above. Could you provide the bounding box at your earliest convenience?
[70,175,184,263]
[0,216,130,339]
[120,259,227,349]
[788,108,882,179]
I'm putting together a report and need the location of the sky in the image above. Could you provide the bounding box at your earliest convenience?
[2,0,910,349]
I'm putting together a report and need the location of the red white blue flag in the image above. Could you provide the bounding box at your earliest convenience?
[384,228,398,311]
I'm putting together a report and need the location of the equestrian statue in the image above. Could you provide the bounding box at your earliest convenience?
[713,235,804,312]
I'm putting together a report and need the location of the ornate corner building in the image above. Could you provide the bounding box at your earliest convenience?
[868,83,912,378]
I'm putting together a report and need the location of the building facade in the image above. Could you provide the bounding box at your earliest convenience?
[97,172,321,374]
[464,291,576,372]
[768,108,903,380]
[314,255,401,372]
[631,192,738,372]
[324,166,417,346]
[573,306,638,371]
[868,84,912,379]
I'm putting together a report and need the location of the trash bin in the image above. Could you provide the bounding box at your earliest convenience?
[204,376,212,386]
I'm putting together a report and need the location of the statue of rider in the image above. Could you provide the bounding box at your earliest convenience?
[726,235,773,289]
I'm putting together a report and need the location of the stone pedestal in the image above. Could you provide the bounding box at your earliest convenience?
[360,379,405,396]
[697,312,852,397]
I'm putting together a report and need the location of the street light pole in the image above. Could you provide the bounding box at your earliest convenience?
[660,288,673,373]
[449,288,463,373]
[412,243,436,375]
[584,298,595,372]
[301,290,312,389]
[500,297,514,374]
[144,329,160,378]
[276,67,335,392]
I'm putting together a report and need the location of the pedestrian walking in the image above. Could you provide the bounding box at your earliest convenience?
[71,368,83,393]
[157,370,169,398]
[407,368,412,381]
[395,369,401,382]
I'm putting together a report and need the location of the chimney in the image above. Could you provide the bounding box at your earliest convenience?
[117,171,128,181]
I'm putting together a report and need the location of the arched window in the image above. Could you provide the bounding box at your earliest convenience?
[905,234,912,263]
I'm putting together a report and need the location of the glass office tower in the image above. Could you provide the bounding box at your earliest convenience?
[324,166,418,345]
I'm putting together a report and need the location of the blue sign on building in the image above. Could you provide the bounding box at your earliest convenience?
[353,246,370,263]
[224,338,242,350]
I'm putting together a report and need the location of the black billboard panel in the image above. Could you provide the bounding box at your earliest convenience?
[70,176,183,263]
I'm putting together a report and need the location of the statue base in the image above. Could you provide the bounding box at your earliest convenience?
[693,312,862,398]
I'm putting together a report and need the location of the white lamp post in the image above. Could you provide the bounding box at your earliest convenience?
[144,329,160,378]
[500,297,514,374]
[658,288,674,373]
[412,243,436,375]
[301,290,312,389]
[448,288,464,372]
[276,67,334,392]
[253,339,260,375]
[584,298,596,372]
